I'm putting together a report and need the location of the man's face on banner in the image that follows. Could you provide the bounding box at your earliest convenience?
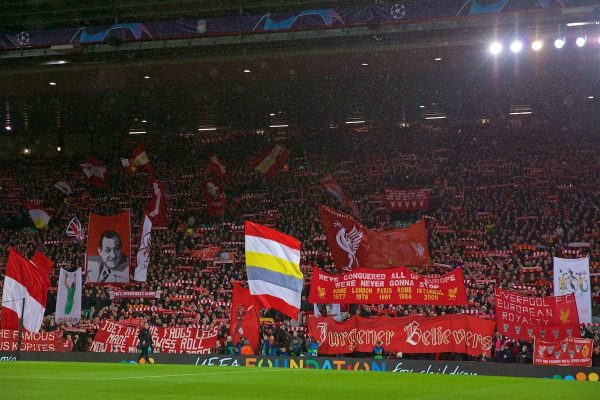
[98,236,122,269]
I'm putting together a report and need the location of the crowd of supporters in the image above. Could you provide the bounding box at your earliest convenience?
[0,121,599,365]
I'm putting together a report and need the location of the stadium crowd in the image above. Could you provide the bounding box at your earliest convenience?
[0,121,599,365]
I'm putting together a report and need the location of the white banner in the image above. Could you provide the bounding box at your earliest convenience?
[55,268,82,324]
[553,257,591,324]
[134,215,152,282]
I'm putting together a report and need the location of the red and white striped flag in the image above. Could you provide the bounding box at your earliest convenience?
[206,155,228,178]
[249,144,290,180]
[79,156,107,188]
[1,248,51,332]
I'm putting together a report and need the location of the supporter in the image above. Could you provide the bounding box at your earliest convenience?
[235,335,246,355]
[290,332,303,356]
[592,346,600,367]
[240,340,253,356]
[0,124,598,363]
[63,334,74,352]
[373,340,384,360]
[224,336,236,355]
[307,336,319,357]
[516,345,531,364]
[137,322,153,364]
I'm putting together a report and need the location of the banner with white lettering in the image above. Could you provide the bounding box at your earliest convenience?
[553,257,592,324]
[308,314,495,357]
[55,268,82,324]
[308,267,467,305]
[384,189,430,211]
[109,290,161,300]
[0,329,65,352]
[89,320,218,354]
[534,337,593,367]
[494,288,580,341]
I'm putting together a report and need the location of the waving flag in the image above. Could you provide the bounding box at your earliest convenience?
[203,180,226,217]
[53,181,72,196]
[66,217,86,243]
[319,205,429,270]
[249,144,290,180]
[320,174,359,217]
[190,246,222,261]
[1,248,51,332]
[230,282,260,353]
[145,180,167,227]
[26,202,51,229]
[134,215,152,282]
[207,155,228,178]
[122,143,153,175]
[55,268,82,324]
[80,156,107,188]
[244,221,303,319]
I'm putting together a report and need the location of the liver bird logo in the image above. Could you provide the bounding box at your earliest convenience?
[559,308,570,324]
[448,287,457,300]
[334,221,363,271]
[318,286,326,299]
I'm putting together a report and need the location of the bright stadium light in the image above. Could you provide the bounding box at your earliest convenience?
[531,39,543,51]
[554,38,565,49]
[489,41,503,55]
[510,40,523,53]
[576,36,587,47]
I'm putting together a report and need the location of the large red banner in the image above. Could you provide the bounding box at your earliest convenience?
[0,329,65,352]
[85,211,131,284]
[534,337,593,367]
[494,289,580,341]
[308,267,467,305]
[90,320,218,354]
[308,315,495,357]
[319,205,429,271]
[229,283,260,354]
[384,189,430,211]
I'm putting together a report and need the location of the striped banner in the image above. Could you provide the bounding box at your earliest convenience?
[245,221,303,319]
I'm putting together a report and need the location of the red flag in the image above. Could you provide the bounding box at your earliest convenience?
[124,143,153,175]
[229,282,260,354]
[206,155,228,178]
[366,220,430,268]
[319,205,369,272]
[190,246,222,261]
[320,174,359,217]
[495,289,580,341]
[203,180,226,217]
[30,251,54,275]
[1,248,51,332]
[145,180,167,227]
[249,144,290,180]
[79,156,107,188]
[319,205,430,270]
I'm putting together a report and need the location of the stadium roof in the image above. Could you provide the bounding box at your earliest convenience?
[1,2,599,142]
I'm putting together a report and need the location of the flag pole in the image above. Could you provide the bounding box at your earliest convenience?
[16,297,25,361]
